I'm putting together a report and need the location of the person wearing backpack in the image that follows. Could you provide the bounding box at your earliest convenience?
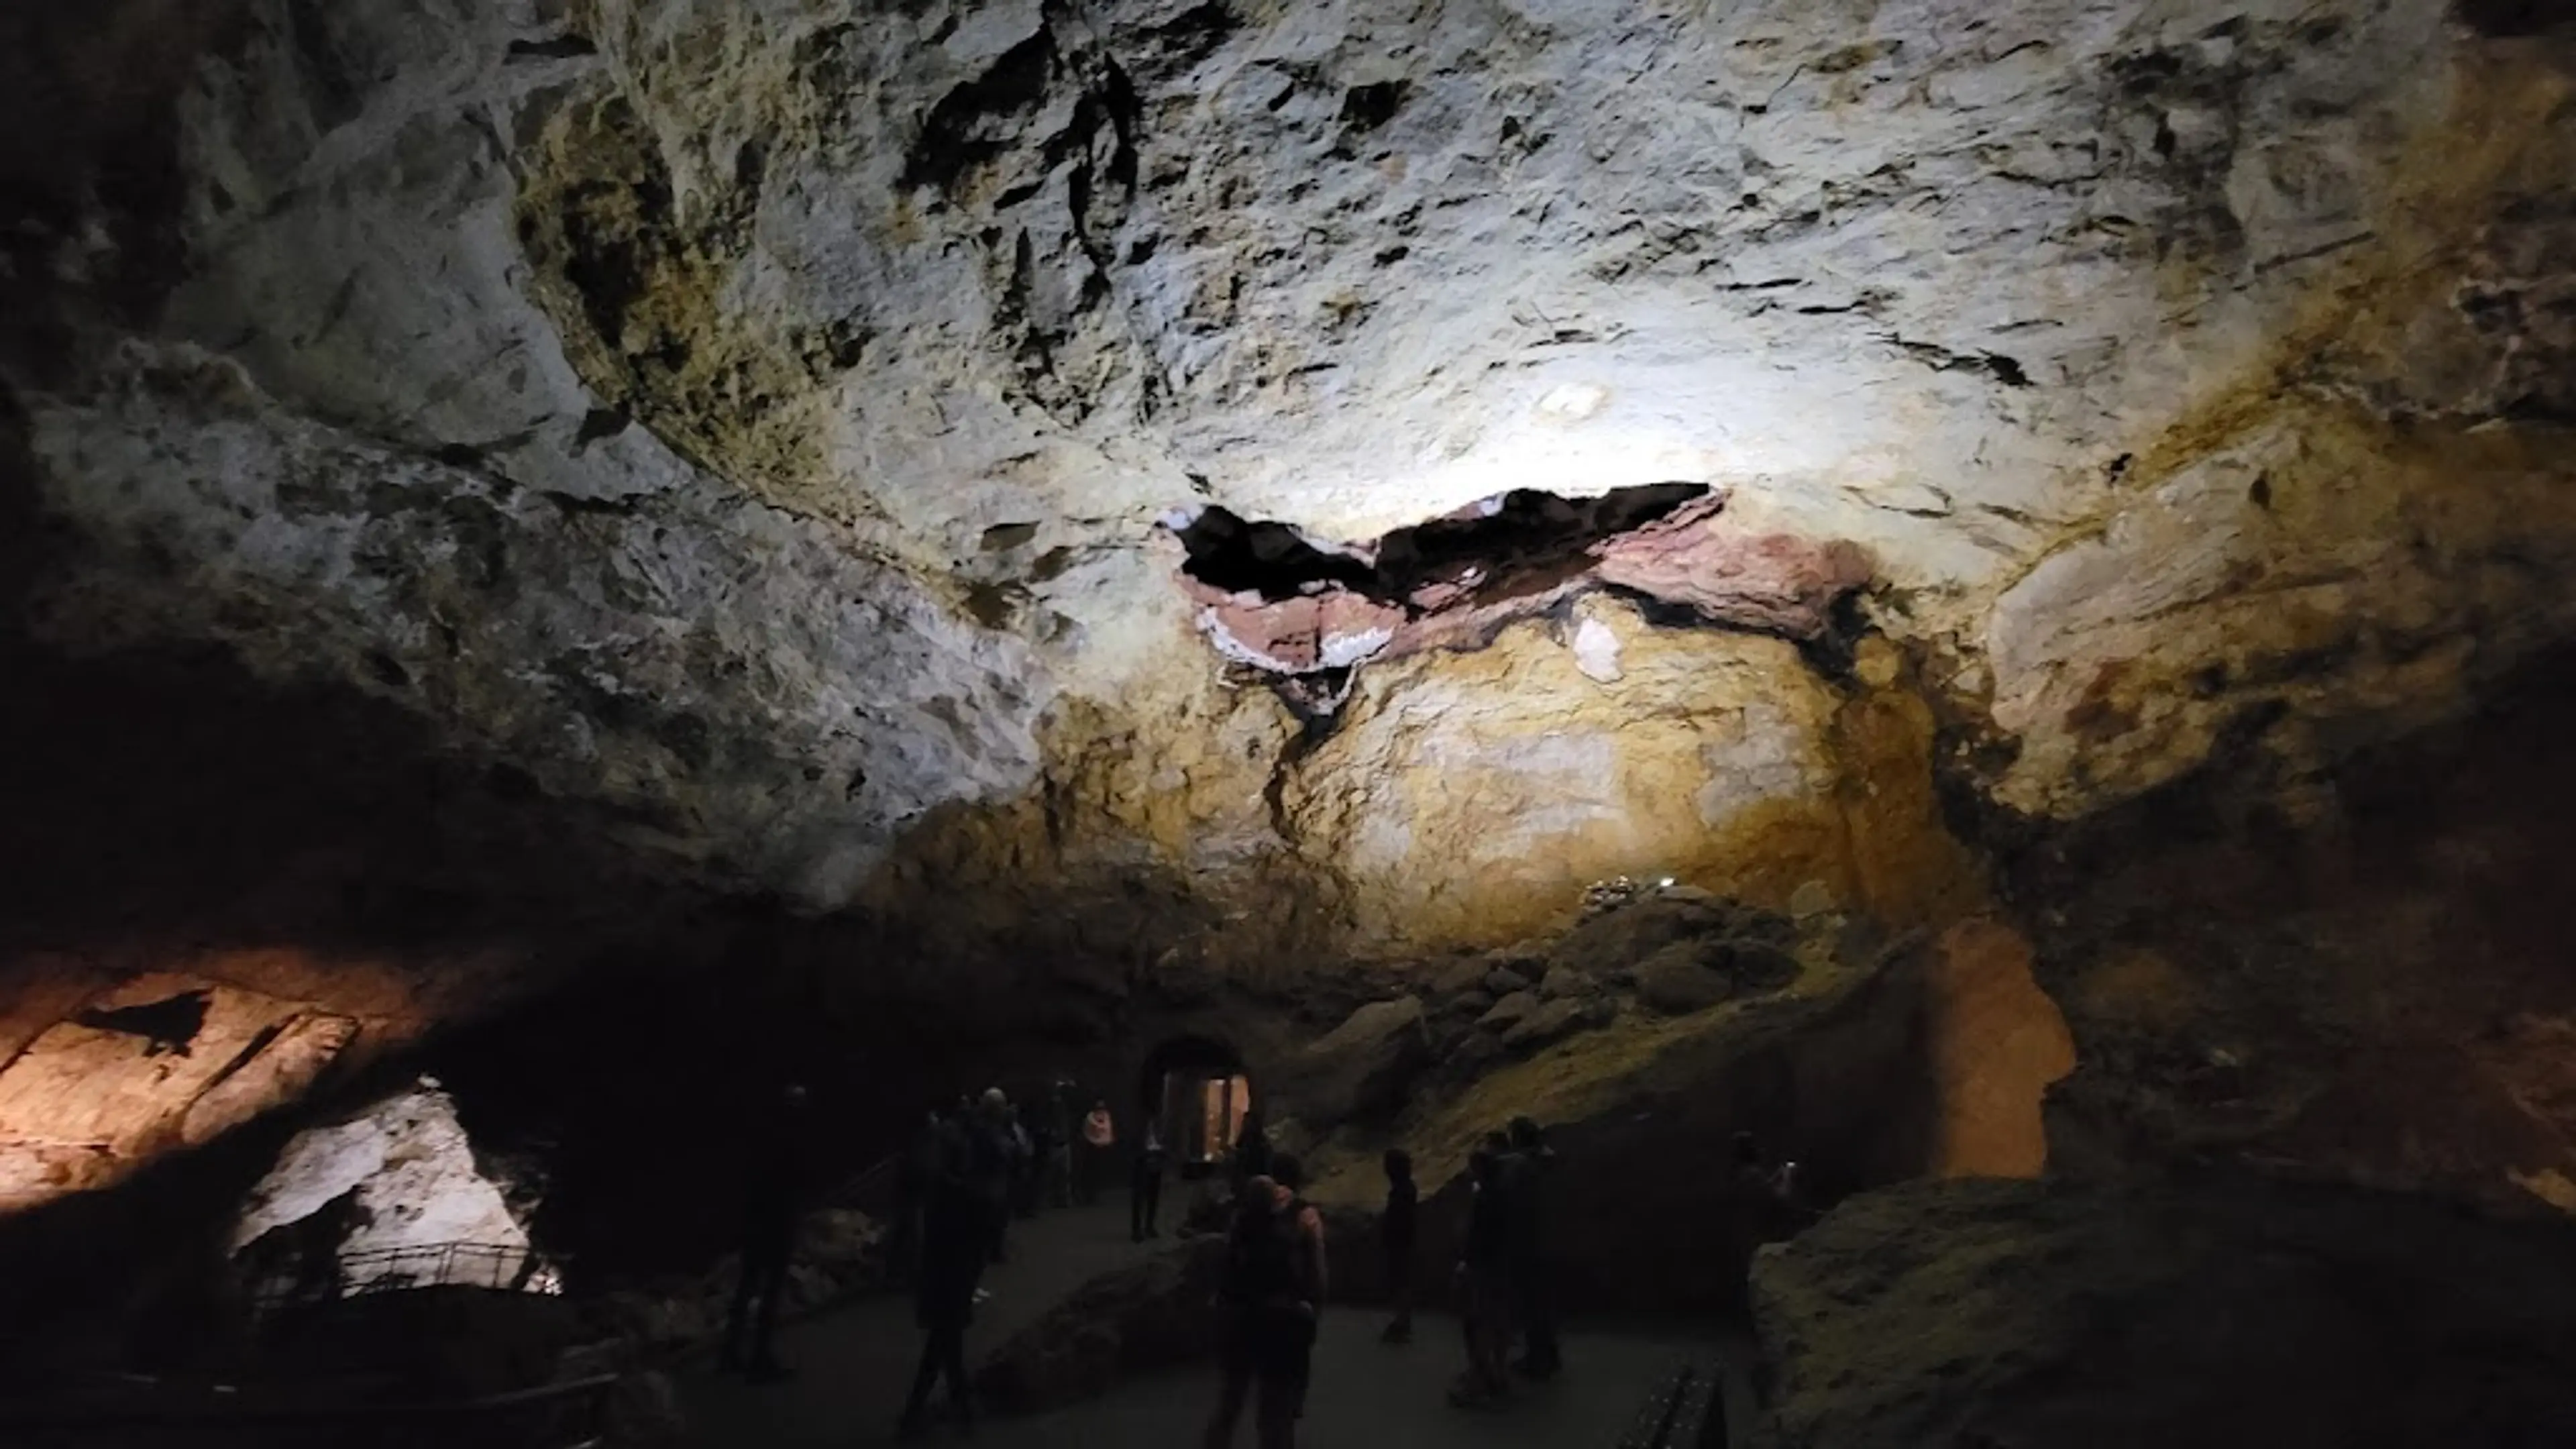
[899,1104,991,1439]
[1132,1121,1170,1242]
[1203,1154,1327,1449]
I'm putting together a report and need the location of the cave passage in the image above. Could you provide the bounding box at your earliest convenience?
[7,0,2576,1442]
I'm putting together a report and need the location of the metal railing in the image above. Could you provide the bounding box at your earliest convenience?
[248,1240,563,1322]
[336,1240,547,1295]
[0,1372,621,1449]
[1617,1361,1728,1449]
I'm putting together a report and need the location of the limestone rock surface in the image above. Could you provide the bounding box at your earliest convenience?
[1307,915,2072,1313]
[0,971,360,1210]
[1632,944,1736,1016]
[6,6,2576,1244]
[1276,604,1974,952]
[233,1082,531,1290]
[1477,991,1541,1034]
[2020,659,2576,1216]
[1498,995,1603,1053]
[1268,994,1431,1130]
[5,0,2571,928]
[1748,1177,2576,1449]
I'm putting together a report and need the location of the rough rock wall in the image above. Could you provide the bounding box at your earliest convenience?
[3,5,2575,1271]
[1748,1176,2576,1449]
[1289,908,2074,1315]
[11,0,2575,928]
[0,971,362,1212]
[2012,647,2576,1217]
[1281,607,1980,951]
[232,1082,530,1289]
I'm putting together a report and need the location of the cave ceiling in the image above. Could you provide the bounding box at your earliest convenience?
[6,0,2574,918]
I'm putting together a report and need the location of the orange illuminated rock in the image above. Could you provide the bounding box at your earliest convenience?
[1919,920,2077,1179]
[0,974,363,1210]
[180,1012,360,1148]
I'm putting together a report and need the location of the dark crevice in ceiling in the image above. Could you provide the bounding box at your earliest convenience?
[1165,482,1878,725]
[1171,482,1711,606]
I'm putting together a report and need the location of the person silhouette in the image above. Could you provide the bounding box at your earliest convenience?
[719,1083,808,1381]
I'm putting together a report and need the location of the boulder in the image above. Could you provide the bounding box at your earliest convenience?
[1445,1030,1506,1078]
[975,1241,1224,1414]
[1477,991,1541,1033]
[1430,956,1495,998]
[1425,1016,1474,1063]
[1448,989,1495,1018]
[1485,967,1534,996]
[1633,943,1735,1015]
[233,1083,529,1292]
[1752,1177,2576,1448]
[1544,894,1799,983]
[1271,996,1432,1128]
[1729,940,1804,994]
[1539,965,1596,1000]
[1501,996,1603,1053]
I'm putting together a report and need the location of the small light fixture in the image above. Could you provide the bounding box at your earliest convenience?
[1659,877,1676,888]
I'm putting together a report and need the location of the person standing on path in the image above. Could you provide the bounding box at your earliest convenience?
[1047,1083,1077,1209]
[1009,1100,1042,1220]
[1132,1120,1169,1242]
[892,1101,946,1285]
[718,1083,808,1381]
[1379,1147,1419,1344]
[1506,1116,1562,1379]
[967,1088,1017,1264]
[1232,1110,1275,1199]
[1083,1097,1118,1205]
[898,1108,989,1439]
[1203,1154,1326,1449]
[1449,1142,1517,1407]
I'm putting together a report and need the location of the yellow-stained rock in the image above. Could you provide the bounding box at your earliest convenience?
[1280,599,1980,955]
[1921,919,2076,1179]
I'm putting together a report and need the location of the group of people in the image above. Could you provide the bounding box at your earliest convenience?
[893,1084,1168,1438]
[1430,1116,1563,1407]
[1193,1114,1564,1449]
[721,1077,1801,1448]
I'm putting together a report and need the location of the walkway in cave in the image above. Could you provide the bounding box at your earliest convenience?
[959,1317,1735,1449]
[679,1199,1157,1447]
[678,1199,1734,1447]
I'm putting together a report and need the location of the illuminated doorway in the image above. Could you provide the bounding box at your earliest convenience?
[1136,1035,1252,1180]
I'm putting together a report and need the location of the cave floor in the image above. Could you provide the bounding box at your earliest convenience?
[678,1200,1736,1448]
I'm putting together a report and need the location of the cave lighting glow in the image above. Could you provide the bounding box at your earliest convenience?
[1371,352,1838,527]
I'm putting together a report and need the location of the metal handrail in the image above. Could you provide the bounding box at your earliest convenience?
[335,1240,542,1291]
[0,1372,622,1448]
[247,1238,564,1320]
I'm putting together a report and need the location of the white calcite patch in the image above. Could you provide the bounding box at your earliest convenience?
[235,1083,529,1291]
[1572,616,1625,684]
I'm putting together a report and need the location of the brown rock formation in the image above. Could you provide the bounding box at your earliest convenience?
[2015,648,2576,1216]
[1277,606,1981,953]
[1299,910,2071,1316]
[1749,1176,2576,1448]
[1916,920,2076,1179]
